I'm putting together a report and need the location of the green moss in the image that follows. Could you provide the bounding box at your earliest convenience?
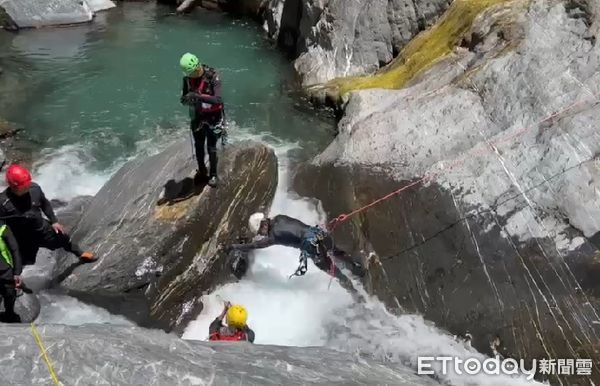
[325,0,511,97]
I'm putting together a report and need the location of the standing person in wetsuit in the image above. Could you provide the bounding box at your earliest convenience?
[0,220,22,323]
[179,52,226,188]
[0,165,96,266]
[209,301,255,342]
[228,213,366,284]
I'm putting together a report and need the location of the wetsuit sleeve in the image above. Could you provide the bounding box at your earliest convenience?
[198,72,223,104]
[3,226,22,276]
[245,327,255,343]
[231,237,274,251]
[209,317,223,335]
[39,188,58,224]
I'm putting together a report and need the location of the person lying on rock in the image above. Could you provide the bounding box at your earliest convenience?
[0,165,96,267]
[209,301,255,342]
[0,220,22,323]
[179,52,227,188]
[228,213,366,284]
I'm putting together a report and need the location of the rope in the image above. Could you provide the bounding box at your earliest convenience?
[30,323,61,386]
[326,91,600,232]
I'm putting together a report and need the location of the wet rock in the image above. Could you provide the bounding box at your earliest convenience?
[0,0,115,29]
[54,139,278,332]
[294,0,600,383]
[0,0,93,28]
[0,292,40,323]
[0,324,438,386]
[264,0,450,85]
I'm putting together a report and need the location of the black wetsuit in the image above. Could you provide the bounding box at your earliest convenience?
[181,65,224,178]
[209,316,255,343]
[0,222,22,322]
[231,215,365,280]
[0,183,83,265]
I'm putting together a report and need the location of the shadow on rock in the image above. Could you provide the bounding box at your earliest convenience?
[156,175,207,206]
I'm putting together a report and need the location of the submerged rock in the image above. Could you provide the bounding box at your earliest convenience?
[295,0,600,384]
[55,139,278,332]
[0,324,438,385]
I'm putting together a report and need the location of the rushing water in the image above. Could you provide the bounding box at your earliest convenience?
[0,4,544,386]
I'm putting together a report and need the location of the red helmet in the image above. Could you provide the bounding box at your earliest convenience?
[6,164,32,190]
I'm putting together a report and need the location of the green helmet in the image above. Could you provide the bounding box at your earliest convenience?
[180,53,200,75]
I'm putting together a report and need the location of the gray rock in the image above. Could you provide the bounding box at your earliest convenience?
[0,0,93,28]
[294,0,600,384]
[0,292,40,323]
[54,139,278,332]
[85,0,116,13]
[0,324,438,385]
[267,0,450,85]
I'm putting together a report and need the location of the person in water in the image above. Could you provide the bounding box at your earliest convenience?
[209,301,255,342]
[0,220,22,323]
[0,165,96,266]
[179,52,226,188]
[229,213,366,283]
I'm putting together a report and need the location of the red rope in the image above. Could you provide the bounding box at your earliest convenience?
[325,92,600,232]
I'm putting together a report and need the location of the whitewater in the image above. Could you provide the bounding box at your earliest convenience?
[30,136,544,386]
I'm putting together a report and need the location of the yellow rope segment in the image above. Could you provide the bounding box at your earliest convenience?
[30,323,61,386]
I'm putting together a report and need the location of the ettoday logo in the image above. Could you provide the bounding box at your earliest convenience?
[417,356,593,380]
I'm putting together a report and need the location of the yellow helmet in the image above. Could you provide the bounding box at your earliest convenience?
[226,304,248,329]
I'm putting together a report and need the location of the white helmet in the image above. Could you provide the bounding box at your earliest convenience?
[248,212,266,234]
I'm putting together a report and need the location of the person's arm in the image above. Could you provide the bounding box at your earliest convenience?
[245,327,255,343]
[231,236,273,251]
[3,226,22,277]
[209,317,224,336]
[209,301,230,336]
[39,187,58,224]
[181,77,189,99]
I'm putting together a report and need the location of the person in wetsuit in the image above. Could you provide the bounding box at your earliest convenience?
[209,301,255,342]
[0,165,96,266]
[179,52,226,188]
[0,221,22,323]
[229,213,366,284]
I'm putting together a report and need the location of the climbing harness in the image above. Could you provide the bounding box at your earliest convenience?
[30,323,61,386]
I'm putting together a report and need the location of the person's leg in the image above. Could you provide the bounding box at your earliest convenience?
[38,227,85,258]
[206,125,218,186]
[312,252,356,292]
[191,119,208,176]
[0,279,18,322]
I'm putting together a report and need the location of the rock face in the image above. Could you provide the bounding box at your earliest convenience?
[0,0,115,29]
[0,324,438,385]
[263,0,450,86]
[55,140,278,332]
[294,0,600,384]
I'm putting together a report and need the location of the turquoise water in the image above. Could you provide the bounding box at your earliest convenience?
[0,3,334,172]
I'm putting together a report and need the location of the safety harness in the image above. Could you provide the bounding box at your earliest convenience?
[290,226,327,278]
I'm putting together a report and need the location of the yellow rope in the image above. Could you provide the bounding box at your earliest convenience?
[30,323,61,386]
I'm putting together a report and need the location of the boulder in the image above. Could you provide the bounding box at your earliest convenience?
[85,0,116,13]
[0,0,115,29]
[55,139,278,332]
[264,0,450,85]
[0,324,438,385]
[0,292,40,323]
[294,0,600,384]
[0,0,93,28]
